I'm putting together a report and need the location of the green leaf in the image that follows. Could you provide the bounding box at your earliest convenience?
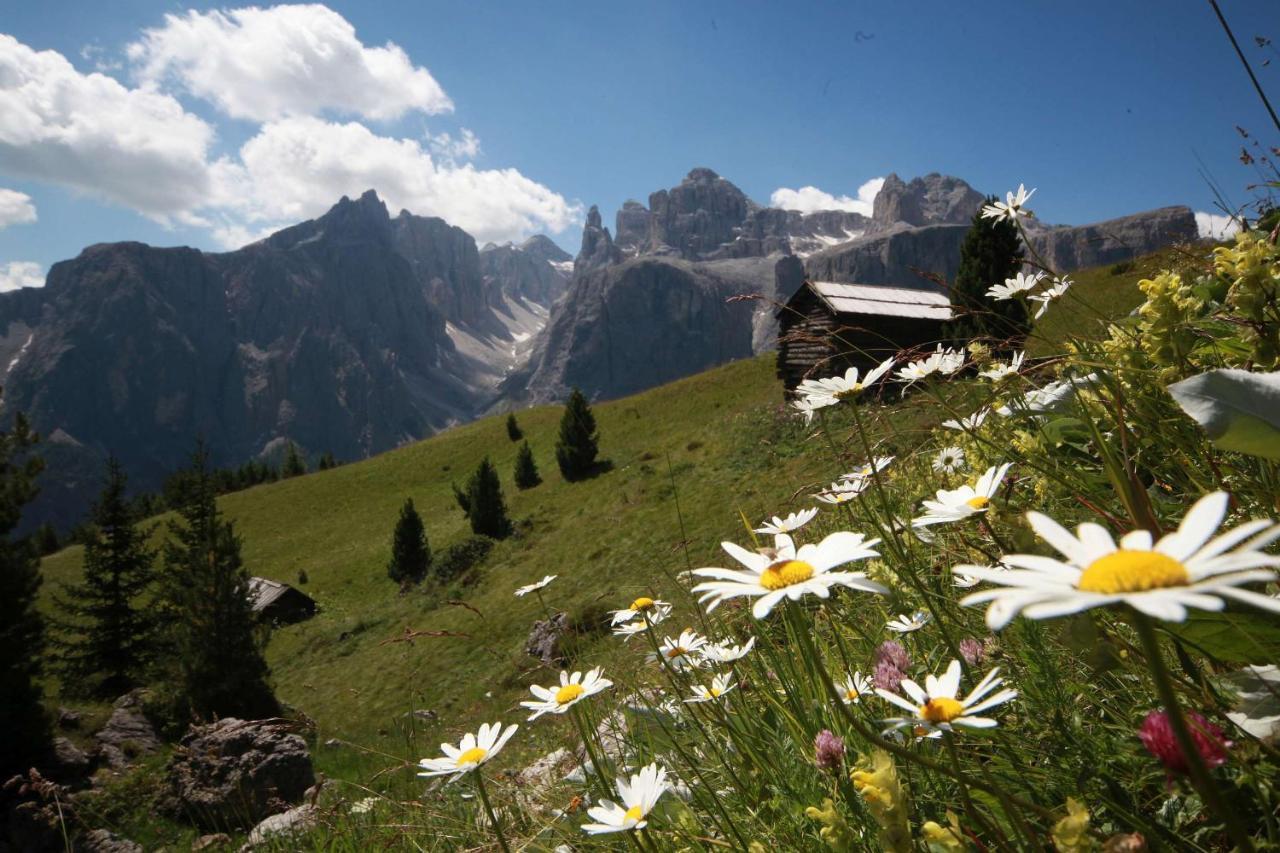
[1167,609,1280,664]
[1166,368,1280,460]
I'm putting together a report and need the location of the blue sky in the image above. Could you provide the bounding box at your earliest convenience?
[1,1,1277,289]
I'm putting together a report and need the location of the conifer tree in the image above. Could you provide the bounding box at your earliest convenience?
[466,457,512,538]
[282,441,307,478]
[51,457,156,699]
[944,197,1028,345]
[513,441,541,490]
[555,388,599,481]
[451,481,471,517]
[387,498,430,587]
[33,522,59,556]
[506,413,522,442]
[317,451,337,471]
[156,444,277,721]
[0,410,49,777]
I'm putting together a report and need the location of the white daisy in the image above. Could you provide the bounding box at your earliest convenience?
[686,673,736,703]
[520,668,614,720]
[613,618,655,639]
[700,637,756,665]
[913,463,1012,527]
[960,492,1280,629]
[610,597,672,626]
[843,455,895,483]
[795,358,897,409]
[878,660,1018,737]
[932,446,966,474]
[755,508,819,535]
[979,351,1025,382]
[1028,276,1072,320]
[942,409,990,431]
[792,395,829,425]
[649,629,710,670]
[986,271,1043,301]
[896,346,964,384]
[417,722,518,781]
[349,796,379,815]
[690,531,886,619]
[814,478,870,505]
[886,610,932,633]
[981,184,1036,223]
[996,373,1099,418]
[839,672,873,704]
[515,575,557,597]
[581,763,670,835]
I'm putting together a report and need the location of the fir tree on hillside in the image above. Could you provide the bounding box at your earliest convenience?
[50,457,156,699]
[387,498,430,587]
[451,481,471,517]
[156,444,278,722]
[317,451,338,471]
[506,413,523,442]
[33,522,59,556]
[555,388,599,481]
[466,457,512,538]
[0,411,49,777]
[945,197,1028,345]
[282,441,307,478]
[513,442,541,490]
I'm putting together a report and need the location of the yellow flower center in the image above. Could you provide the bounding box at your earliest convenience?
[966,495,990,510]
[555,683,585,705]
[920,697,965,724]
[1077,550,1191,594]
[759,559,816,591]
[624,804,644,823]
[666,646,687,659]
[709,687,722,697]
[834,383,863,400]
[630,596,655,611]
[456,747,487,766]
[845,689,859,701]
[913,725,930,738]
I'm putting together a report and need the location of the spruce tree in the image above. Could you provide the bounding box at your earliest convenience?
[555,388,599,481]
[513,442,541,490]
[282,441,307,478]
[452,481,471,517]
[466,457,512,538]
[33,523,59,556]
[944,197,1028,345]
[317,451,337,471]
[387,498,430,587]
[50,457,156,699]
[0,411,49,777]
[505,413,523,442]
[156,444,277,722]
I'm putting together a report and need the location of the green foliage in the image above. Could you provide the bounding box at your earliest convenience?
[465,457,511,539]
[0,409,48,776]
[945,197,1028,345]
[513,441,541,490]
[387,498,430,587]
[505,413,522,442]
[50,457,157,698]
[32,522,59,556]
[297,568,309,585]
[451,481,471,516]
[282,441,307,478]
[432,535,494,584]
[555,388,600,480]
[154,444,278,723]
[318,451,338,471]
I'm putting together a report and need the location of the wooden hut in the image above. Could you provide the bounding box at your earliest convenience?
[248,577,317,625]
[776,263,952,390]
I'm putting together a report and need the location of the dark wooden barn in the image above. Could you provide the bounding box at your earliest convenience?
[248,577,317,625]
[775,263,952,390]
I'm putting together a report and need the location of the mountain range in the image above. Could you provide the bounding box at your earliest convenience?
[0,169,1197,529]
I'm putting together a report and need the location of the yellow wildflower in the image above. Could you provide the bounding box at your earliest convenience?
[921,810,968,851]
[1052,797,1096,852]
[804,798,856,851]
[850,750,911,852]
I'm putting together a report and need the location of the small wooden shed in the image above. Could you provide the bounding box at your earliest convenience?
[776,272,952,391]
[248,577,317,625]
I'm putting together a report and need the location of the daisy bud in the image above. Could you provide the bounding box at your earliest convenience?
[959,638,985,666]
[1137,709,1231,774]
[875,640,910,671]
[873,660,905,692]
[813,729,845,772]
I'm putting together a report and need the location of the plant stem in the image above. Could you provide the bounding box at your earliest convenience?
[473,771,510,853]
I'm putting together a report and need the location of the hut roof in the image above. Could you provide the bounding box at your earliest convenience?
[248,576,308,612]
[792,281,951,321]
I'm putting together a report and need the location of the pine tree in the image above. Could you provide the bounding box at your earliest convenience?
[282,441,307,478]
[944,197,1028,345]
[452,481,471,517]
[156,444,277,722]
[50,457,156,699]
[513,442,541,490]
[555,388,599,481]
[387,498,430,587]
[317,451,337,471]
[505,413,523,442]
[466,457,512,538]
[33,523,59,556]
[0,411,49,777]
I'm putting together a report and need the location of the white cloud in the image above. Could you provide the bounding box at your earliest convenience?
[428,128,481,162]
[214,117,581,247]
[0,261,43,292]
[770,177,885,216]
[1196,211,1241,240]
[0,189,37,229]
[0,34,219,222]
[127,4,453,122]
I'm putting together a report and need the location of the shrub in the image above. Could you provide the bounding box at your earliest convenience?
[432,535,494,584]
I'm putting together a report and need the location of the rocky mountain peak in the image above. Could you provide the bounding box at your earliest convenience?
[576,204,621,272]
[646,168,757,259]
[871,173,986,229]
[517,234,571,264]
